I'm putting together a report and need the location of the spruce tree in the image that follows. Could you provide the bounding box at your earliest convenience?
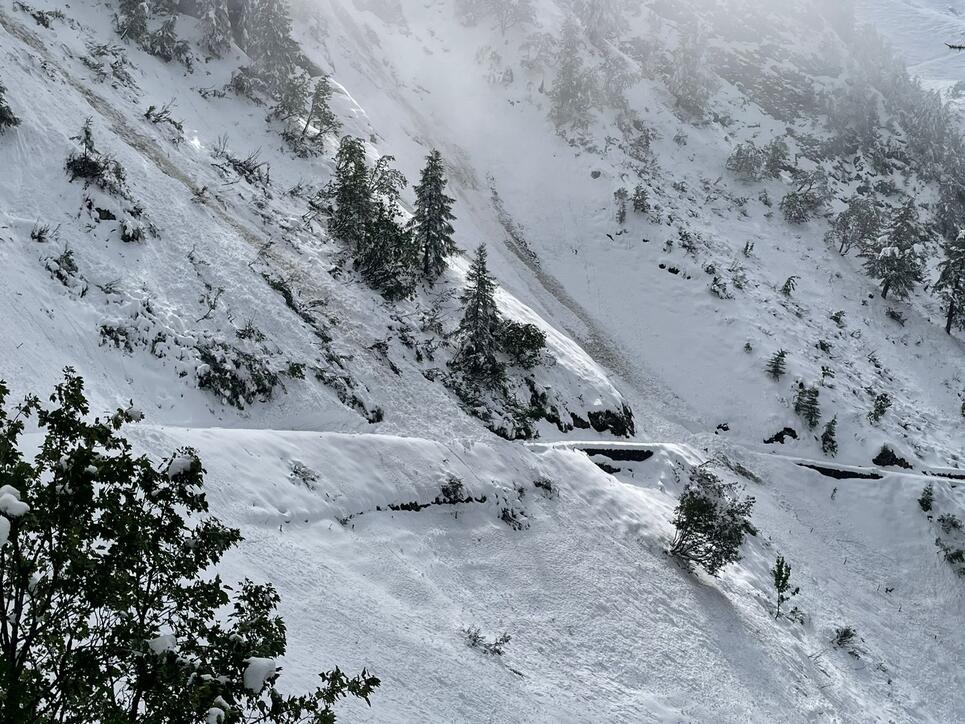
[765,349,788,380]
[357,156,412,298]
[327,138,412,297]
[116,0,149,42]
[411,149,457,282]
[614,188,628,225]
[328,136,374,250]
[934,231,965,335]
[632,184,649,214]
[862,200,927,300]
[762,138,789,179]
[771,555,800,618]
[825,195,881,256]
[0,80,20,133]
[794,385,821,429]
[300,75,340,143]
[821,416,838,457]
[453,245,503,381]
[230,0,257,52]
[550,20,591,128]
[249,0,297,93]
[199,0,232,58]
[726,142,763,182]
[867,392,891,424]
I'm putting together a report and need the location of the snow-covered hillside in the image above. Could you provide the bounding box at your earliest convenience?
[0,0,963,721]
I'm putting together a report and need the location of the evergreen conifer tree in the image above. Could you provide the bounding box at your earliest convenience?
[328,136,374,250]
[199,0,232,58]
[249,0,297,93]
[453,245,503,381]
[327,138,412,297]
[300,76,340,142]
[614,188,629,225]
[0,80,20,133]
[794,385,821,428]
[411,149,457,281]
[116,0,149,42]
[821,416,838,456]
[762,138,789,179]
[632,184,649,214]
[862,200,927,300]
[765,349,788,380]
[867,392,892,424]
[825,195,882,256]
[934,230,965,334]
[726,142,763,182]
[550,20,591,128]
[771,555,800,618]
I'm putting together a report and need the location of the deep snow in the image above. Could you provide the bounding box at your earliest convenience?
[1,0,964,721]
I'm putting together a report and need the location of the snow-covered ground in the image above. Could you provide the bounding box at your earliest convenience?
[1,0,963,721]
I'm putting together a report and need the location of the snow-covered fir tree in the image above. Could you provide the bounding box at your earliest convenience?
[328,136,373,250]
[726,142,763,182]
[411,150,457,282]
[821,416,838,457]
[0,81,20,133]
[453,245,503,381]
[327,137,412,296]
[935,231,965,334]
[147,16,191,66]
[249,0,298,92]
[300,76,340,145]
[825,195,882,256]
[862,200,927,300]
[356,155,412,298]
[576,0,624,42]
[549,20,592,129]
[668,29,713,118]
[199,0,232,58]
[794,385,821,428]
[228,0,256,52]
[116,0,149,42]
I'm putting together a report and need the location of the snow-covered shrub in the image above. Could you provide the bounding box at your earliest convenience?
[463,627,512,656]
[919,483,934,513]
[726,142,763,182]
[65,119,129,197]
[0,371,379,721]
[44,246,88,298]
[439,475,467,504]
[669,466,755,575]
[196,340,280,409]
[833,626,861,657]
[0,79,20,133]
[498,319,546,369]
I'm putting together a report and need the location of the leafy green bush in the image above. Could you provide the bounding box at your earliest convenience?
[0,370,378,722]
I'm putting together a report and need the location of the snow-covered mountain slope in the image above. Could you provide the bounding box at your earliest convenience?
[858,0,965,83]
[1,0,964,721]
[0,1,632,442]
[298,0,965,468]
